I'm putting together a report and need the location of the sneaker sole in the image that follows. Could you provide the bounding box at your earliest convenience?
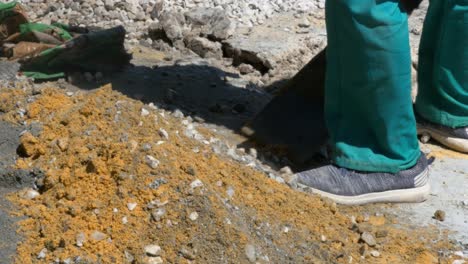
[418,126,468,153]
[297,168,430,206]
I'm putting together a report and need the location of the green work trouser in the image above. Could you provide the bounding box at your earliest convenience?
[325,0,468,173]
[415,0,468,128]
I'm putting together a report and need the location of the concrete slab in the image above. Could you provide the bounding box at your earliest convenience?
[386,147,468,250]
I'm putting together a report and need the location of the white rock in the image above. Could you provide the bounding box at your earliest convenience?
[279,166,293,175]
[298,18,311,28]
[37,248,47,259]
[370,250,380,258]
[148,103,158,110]
[248,148,258,158]
[76,232,86,247]
[190,179,204,189]
[145,155,160,169]
[189,212,199,221]
[122,216,129,224]
[145,244,162,256]
[245,244,256,263]
[141,108,150,116]
[226,186,235,198]
[146,256,164,264]
[158,128,169,139]
[127,203,138,211]
[91,231,107,241]
[320,235,327,242]
[22,188,40,200]
[151,208,166,221]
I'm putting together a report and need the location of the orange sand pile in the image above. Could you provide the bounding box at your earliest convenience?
[0,85,456,263]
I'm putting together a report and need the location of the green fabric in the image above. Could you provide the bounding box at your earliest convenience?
[324,0,420,173]
[0,1,18,22]
[21,45,67,79]
[20,26,129,80]
[415,0,468,128]
[22,71,65,79]
[19,22,73,41]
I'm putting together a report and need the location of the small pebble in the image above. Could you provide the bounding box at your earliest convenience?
[37,248,47,259]
[158,128,169,140]
[375,229,388,238]
[151,208,166,222]
[144,244,162,256]
[249,148,258,158]
[145,155,160,169]
[145,256,163,264]
[143,143,152,151]
[91,231,106,241]
[279,166,293,175]
[122,216,128,224]
[361,232,377,247]
[359,244,368,256]
[245,244,256,263]
[370,250,381,258]
[127,203,138,211]
[141,108,150,117]
[179,247,195,260]
[149,178,168,189]
[76,233,86,247]
[190,179,204,189]
[189,212,199,221]
[22,188,40,200]
[226,186,235,198]
[298,19,311,28]
[320,235,327,242]
[434,210,446,222]
[173,109,184,118]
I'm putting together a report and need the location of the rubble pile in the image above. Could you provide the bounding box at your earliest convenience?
[19,0,325,41]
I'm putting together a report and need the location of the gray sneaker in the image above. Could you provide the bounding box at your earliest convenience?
[417,120,468,153]
[293,154,430,205]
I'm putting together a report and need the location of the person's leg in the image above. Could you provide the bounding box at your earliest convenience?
[325,0,420,173]
[415,0,468,152]
[294,0,429,205]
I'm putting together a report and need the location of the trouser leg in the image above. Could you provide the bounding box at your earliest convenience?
[325,0,420,173]
[415,0,468,128]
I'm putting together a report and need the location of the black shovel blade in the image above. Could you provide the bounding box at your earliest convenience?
[242,49,328,165]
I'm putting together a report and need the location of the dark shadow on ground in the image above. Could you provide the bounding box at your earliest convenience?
[67,54,328,171]
[71,63,272,131]
[0,121,43,264]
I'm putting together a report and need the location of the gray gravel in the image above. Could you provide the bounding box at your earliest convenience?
[18,0,324,42]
